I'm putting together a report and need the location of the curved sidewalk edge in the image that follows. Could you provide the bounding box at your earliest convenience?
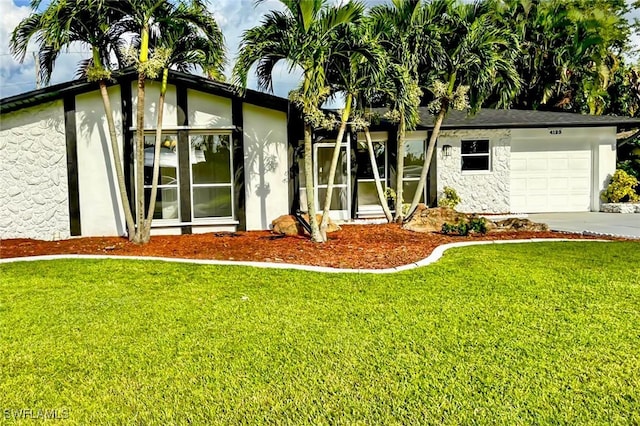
[0,238,611,274]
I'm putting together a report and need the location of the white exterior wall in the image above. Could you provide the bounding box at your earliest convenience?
[75,87,126,236]
[243,103,289,230]
[0,101,69,240]
[131,81,178,129]
[188,89,232,127]
[437,129,511,213]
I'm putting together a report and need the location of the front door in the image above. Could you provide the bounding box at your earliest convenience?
[314,142,351,220]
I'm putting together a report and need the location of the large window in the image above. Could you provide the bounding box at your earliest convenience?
[144,134,179,220]
[190,134,233,219]
[461,139,490,171]
[140,131,234,223]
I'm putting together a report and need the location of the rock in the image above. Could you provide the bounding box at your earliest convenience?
[402,205,470,233]
[271,214,341,236]
[491,218,549,232]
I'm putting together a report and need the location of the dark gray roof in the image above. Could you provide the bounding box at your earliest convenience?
[371,107,640,130]
[1,69,289,114]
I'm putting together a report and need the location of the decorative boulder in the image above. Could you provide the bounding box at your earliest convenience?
[402,205,470,233]
[271,214,341,236]
[491,218,549,232]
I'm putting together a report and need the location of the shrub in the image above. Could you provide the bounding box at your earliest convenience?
[469,217,488,234]
[442,217,488,236]
[439,187,461,209]
[601,170,640,203]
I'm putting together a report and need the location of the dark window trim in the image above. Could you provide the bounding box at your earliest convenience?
[63,95,81,236]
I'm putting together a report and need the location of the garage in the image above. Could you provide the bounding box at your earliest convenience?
[510,138,592,213]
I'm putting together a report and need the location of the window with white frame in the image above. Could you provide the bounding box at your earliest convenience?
[190,133,233,219]
[461,139,490,171]
[143,133,180,220]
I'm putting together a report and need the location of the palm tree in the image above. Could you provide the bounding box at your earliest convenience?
[11,0,137,239]
[406,0,521,217]
[233,0,363,242]
[139,0,225,243]
[318,10,394,238]
[369,0,435,223]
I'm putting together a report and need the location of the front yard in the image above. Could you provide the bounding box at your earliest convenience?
[1,241,639,424]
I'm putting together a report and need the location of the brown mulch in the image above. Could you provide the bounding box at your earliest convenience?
[0,224,612,269]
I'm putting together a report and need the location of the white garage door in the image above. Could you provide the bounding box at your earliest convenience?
[510,139,592,213]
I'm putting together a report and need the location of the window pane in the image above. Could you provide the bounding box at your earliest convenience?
[317,144,347,185]
[462,156,490,171]
[403,180,424,204]
[356,140,386,179]
[404,140,424,178]
[318,186,348,211]
[193,186,233,218]
[461,140,489,154]
[191,134,231,184]
[358,181,383,208]
[144,134,178,186]
[145,187,179,220]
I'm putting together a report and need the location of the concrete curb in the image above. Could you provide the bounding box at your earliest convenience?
[0,238,611,274]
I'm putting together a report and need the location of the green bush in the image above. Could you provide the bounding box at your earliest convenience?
[439,187,461,209]
[442,217,488,236]
[601,169,640,203]
[469,217,488,234]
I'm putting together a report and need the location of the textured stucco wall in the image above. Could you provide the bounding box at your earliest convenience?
[243,103,289,230]
[0,100,69,240]
[437,129,511,213]
[75,87,126,236]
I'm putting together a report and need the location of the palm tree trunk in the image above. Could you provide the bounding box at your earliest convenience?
[394,118,406,223]
[364,126,393,222]
[319,94,352,241]
[132,23,150,244]
[304,123,323,243]
[142,67,169,243]
[133,71,146,244]
[98,80,136,239]
[406,105,447,217]
[407,73,456,218]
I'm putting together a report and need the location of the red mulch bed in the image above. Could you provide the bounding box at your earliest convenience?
[0,224,611,269]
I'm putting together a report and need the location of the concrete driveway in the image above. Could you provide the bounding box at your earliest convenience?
[527,212,640,239]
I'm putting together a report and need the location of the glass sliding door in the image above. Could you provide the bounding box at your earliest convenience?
[402,138,426,204]
[356,137,388,218]
[314,142,351,220]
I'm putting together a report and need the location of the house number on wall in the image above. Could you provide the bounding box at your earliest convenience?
[549,129,562,135]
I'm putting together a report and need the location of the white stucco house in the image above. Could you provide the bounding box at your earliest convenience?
[2,70,639,241]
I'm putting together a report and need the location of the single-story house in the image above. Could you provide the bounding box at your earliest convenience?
[2,70,639,241]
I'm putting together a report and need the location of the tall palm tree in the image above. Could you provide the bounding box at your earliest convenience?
[406,0,521,217]
[11,0,137,239]
[318,9,394,238]
[369,0,435,223]
[139,0,225,243]
[233,0,363,242]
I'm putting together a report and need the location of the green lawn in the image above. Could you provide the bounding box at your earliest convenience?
[1,241,639,424]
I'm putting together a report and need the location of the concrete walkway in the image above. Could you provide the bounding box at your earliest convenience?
[528,212,640,239]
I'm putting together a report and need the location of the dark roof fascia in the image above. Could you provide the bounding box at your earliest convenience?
[1,68,289,115]
[0,78,116,114]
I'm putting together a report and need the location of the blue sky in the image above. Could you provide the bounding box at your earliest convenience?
[1,0,638,99]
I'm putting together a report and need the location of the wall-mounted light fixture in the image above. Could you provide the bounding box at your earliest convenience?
[442,144,452,157]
